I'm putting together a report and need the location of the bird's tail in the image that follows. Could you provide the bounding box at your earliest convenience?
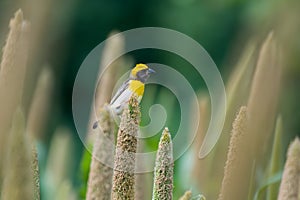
[92,120,99,129]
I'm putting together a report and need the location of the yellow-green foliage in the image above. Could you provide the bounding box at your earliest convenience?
[152,127,173,200]
[219,32,283,200]
[278,138,300,200]
[86,107,115,200]
[112,96,140,200]
[44,127,74,199]
[31,144,41,200]
[267,115,283,200]
[247,32,282,158]
[195,40,255,200]
[135,140,152,200]
[94,31,125,110]
[0,6,297,200]
[27,67,54,139]
[1,109,34,200]
[0,9,30,184]
[218,106,248,200]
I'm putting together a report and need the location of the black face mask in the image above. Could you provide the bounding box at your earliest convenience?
[136,69,150,83]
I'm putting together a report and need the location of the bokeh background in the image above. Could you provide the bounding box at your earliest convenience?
[0,0,299,199]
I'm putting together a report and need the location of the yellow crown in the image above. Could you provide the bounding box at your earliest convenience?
[131,63,149,77]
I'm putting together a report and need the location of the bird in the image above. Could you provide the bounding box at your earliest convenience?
[93,63,155,129]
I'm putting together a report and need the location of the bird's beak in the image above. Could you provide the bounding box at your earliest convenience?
[148,68,156,74]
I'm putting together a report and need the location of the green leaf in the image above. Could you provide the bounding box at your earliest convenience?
[78,144,92,199]
[267,115,283,200]
[253,171,282,200]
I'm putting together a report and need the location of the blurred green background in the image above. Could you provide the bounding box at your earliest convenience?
[0,0,299,199]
